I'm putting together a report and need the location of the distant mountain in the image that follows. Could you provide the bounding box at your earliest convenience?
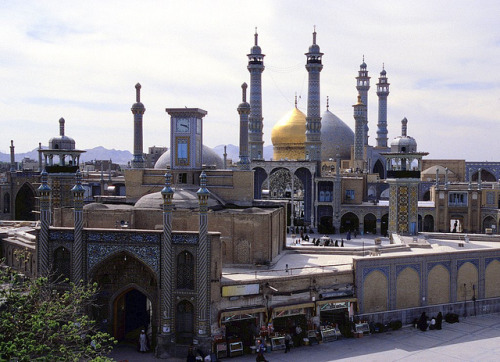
[212,144,273,161]
[0,146,133,165]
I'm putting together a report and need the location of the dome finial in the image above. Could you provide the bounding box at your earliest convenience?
[313,25,317,45]
[254,27,258,46]
[295,93,298,108]
[382,62,385,70]
[326,96,329,111]
[135,83,141,102]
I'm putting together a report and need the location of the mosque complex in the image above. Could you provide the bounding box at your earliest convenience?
[1,29,500,359]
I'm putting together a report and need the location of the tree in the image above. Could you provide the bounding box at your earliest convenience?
[0,262,116,361]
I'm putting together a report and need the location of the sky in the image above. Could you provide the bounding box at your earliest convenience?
[1,0,499,161]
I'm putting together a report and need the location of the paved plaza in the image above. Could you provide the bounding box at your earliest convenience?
[110,312,500,361]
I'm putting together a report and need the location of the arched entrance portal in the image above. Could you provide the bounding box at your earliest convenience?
[15,183,36,220]
[176,300,194,345]
[90,252,158,345]
[423,215,434,232]
[341,212,359,233]
[364,214,377,234]
[114,288,152,342]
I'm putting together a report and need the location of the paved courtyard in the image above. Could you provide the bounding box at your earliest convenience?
[110,313,500,361]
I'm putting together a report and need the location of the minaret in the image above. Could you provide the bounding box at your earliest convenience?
[356,56,370,145]
[383,118,428,236]
[305,27,323,161]
[353,94,367,172]
[10,140,15,172]
[238,82,251,170]
[38,142,43,172]
[333,151,342,233]
[71,170,85,283]
[160,172,174,337]
[376,64,390,148]
[131,83,145,168]
[247,29,265,160]
[37,170,51,275]
[196,171,211,340]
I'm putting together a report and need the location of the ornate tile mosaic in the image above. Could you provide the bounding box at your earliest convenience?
[87,244,160,273]
[172,233,199,245]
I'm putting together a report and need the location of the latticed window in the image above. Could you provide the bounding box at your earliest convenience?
[53,247,71,282]
[177,251,194,290]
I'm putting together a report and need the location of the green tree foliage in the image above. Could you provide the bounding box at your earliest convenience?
[0,264,116,361]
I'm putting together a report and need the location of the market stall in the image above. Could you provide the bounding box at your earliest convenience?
[217,306,267,355]
[271,302,314,347]
[316,299,355,341]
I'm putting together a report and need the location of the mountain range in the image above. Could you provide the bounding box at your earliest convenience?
[0,146,133,165]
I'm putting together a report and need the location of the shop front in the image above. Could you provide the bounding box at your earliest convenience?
[215,306,267,358]
[270,302,314,348]
[316,298,356,342]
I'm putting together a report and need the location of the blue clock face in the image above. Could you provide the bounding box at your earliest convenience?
[176,118,190,132]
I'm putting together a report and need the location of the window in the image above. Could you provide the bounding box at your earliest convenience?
[448,192,468,207]
[345,190,355,201]
[177,251,194,290]
[176,138,189,166]
[486,192,494,205]
[53,247,71,282]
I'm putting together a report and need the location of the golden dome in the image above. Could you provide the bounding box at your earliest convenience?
[271,107,306,145]
[271,107,306,160]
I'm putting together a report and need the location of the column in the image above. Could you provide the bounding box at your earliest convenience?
[37,170,51,275]
[160,172,174,335]
[71,170,85,283]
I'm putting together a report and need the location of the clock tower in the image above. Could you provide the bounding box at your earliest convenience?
[166,108,207,171]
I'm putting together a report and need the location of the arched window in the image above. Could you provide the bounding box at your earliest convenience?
[177,251,194,290]
[53,247,71,282]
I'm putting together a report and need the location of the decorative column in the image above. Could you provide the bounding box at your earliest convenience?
[196,172,211,340]
[305,28,323,161]
[37,170,51,276]
[160,172,174,336]
[238,83,251,170]
[290,171,295,227]
[356,57,370,146]
[131,83,146,168]
[376,65,390,148]
[71,170,85,283]
[247,29,265,161]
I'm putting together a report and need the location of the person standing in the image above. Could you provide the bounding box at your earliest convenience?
[139,330,149,353]
[284,333,292,353]
[256,339,268,362]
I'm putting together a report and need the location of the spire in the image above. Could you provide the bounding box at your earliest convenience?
[295,93,298,108]
[313,25,317,45]
[135,83,141,102]
[326,96,329,111]
[254,27,258,45]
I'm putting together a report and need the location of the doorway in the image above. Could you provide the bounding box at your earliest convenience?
[114,288,152,342]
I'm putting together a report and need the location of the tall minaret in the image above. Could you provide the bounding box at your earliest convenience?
[37,170,51,276]
[247,29,265,160]
[131,83,145,168]
[238,82,251,170]
[353,94,367,172]
[10,140,15,172]
[160,171,174,337]
[38,142,43,172]
[71,170,85,283]
[305,27,323,162]
[376,64,390,148]
[356,57,370,146]
[196,171,211,339]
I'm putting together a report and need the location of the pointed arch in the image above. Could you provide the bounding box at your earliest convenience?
[373,159,385,179]
[15,183,36,220]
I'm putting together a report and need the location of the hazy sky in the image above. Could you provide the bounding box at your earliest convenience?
[1,0,499,161]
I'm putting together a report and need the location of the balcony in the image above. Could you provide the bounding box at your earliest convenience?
[386,170,421,179]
